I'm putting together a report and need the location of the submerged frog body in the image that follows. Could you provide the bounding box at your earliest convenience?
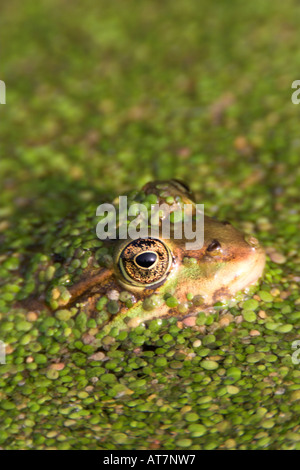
[20,180,265,336]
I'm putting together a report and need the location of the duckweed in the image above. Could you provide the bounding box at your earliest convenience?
[258,291,274,303]
[243,311,257,322]
[0,0,300,452]
[165,296,178,308]
[200,360,219,371]
[242,300,259,311]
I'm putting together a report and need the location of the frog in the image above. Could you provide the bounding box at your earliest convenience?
[18,179,265,338]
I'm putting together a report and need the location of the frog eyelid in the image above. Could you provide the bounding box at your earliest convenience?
[171,179,191,193]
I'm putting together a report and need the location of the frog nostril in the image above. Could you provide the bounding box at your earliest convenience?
[207,239,221,252]
[134,251,158,269]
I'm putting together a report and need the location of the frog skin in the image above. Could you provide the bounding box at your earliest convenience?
[19,179,265,337]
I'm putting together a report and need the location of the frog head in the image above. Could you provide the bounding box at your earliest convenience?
[52,179,265,337]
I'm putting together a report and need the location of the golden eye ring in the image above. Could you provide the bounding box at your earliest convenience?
[116,238,172,288]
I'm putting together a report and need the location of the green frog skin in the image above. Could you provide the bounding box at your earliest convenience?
[19,179,266,337]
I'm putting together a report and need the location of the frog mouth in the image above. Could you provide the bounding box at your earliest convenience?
[229,246,266,295]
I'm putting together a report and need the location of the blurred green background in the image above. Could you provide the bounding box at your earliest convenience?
[1,0,299,220]
[1,0,300,451]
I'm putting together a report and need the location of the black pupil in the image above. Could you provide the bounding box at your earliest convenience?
[135,252,157,268]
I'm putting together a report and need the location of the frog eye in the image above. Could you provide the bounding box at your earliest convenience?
[117,238,172,287]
